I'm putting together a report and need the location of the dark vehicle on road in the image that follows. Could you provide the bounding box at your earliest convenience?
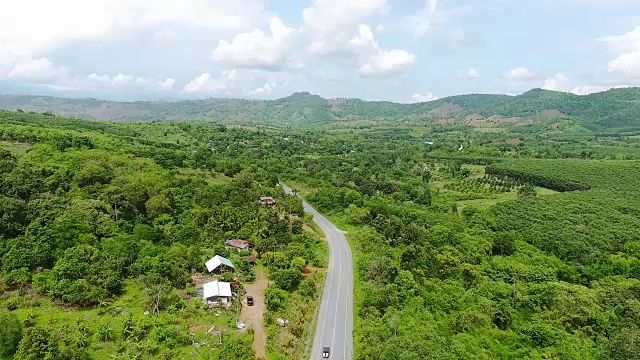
[322,347,330,358]
[247,296,254,306]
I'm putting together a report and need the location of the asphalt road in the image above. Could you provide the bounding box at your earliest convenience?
[282,185,354,360]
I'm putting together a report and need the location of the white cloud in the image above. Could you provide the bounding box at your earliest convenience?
[0,0,263,63]
[302,0,387,32]
[302,0,399,72]
[212,17,296,71]
[457,67,480,79]
[183,71,236,94]
[542,73,569,91]
[249,81,276,96]
[608,50,640,78]
[358,49,415,77]
[600,27,640,79]
[599,26,640,53]
[8,57,66,82]
[412,93,439,102]
[159,78,176,90]
[505,67,536,81]
[306,24,415,77]
[351,25,416,77]
[183,70,282,97]
[85,73,175,91]
[413,0,438,38]
[570,84,633,95]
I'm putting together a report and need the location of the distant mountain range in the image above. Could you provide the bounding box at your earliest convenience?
[1,88,640,130]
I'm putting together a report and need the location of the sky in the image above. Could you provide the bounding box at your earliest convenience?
[1,0,640,103]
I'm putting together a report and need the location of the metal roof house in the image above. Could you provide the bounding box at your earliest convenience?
[260,196,276,206]
[225,239,252,251]
[202,281,232,306]
[205,255,235,274]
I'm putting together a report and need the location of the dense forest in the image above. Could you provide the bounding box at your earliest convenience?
[1,99,640,360]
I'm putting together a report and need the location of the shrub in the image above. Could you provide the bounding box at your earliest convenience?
[0,309,22,356]
[15,327,59,360]
[265,286,288,312]
[272,269,302,291]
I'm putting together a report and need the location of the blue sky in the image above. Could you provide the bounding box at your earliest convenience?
[0,0,639,102]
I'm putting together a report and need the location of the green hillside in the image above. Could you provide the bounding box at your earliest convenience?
[1,88,640,131]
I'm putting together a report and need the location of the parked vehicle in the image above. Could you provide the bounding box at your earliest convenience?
[247,296,254,306]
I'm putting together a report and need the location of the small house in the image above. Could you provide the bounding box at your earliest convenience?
[202,281,232,306]
[260,196,276,206]
[205,255,235,274]
[225,239,252,251]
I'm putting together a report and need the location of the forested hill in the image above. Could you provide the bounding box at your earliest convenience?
[1,87,640,130]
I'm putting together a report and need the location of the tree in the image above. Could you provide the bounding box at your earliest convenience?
[15,327,60,360]
[518,185,537,199]
[145,194,172,219]
[0,309,22,357]
[610,327,640,360]
[272,269,302,291]
[265,285,288,311]
[218,336,254,360]
[48,245,122,305]
[290,257,306,273]
[492,232,517,256]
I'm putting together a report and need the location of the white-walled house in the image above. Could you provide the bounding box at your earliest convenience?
[202,281,232,306]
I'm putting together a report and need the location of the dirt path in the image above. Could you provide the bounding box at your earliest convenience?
[240,267,269,359]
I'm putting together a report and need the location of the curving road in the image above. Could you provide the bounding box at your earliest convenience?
[282,185,353,360]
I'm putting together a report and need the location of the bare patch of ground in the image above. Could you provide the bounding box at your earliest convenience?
[191,271,219,287]
[240,268,270,359]
[428,102,462,116]
[540,109,566,118]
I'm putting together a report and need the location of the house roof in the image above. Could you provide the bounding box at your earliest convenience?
[260,196,275,201]
[205,255,235,273]
[203,281,232,299]
[225,239,251,249]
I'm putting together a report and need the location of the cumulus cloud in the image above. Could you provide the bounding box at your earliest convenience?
[358,49,415,77]
[0,0,263,63]
[86,73,176,90]
[183,71,236,94]
[570,84,633,95]
[249,81,277,96]
[608,50,640,78]
[301,0,414,77]
[542,73,570,91]
[504,67,536,81]
[599,26,640,53]
[8,57,66,82]
[212,17,296,71]
[314,24,415,77]
[183,70,282,97]
[600,27,640,79]
[411,93,439,102]
[457,67,480,79]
